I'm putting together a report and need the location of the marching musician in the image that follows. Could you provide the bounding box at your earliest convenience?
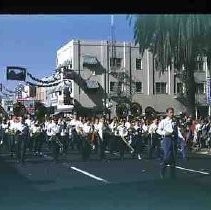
[148,117,161,159]
[31,120,43,156]
[92,118,101,153]
[8,116,17,157]
[109,117,119,154]
[68,114,79,150]
[46,118,61,161]
[132,119,143,160]
[81,118,92,160]
[116,119,128,160]
[82,119,91,135]
[1,118,9,150]
[157,107,184,179]
[59,118,69,155]
[98,117,111,161]
[15,117,29,164]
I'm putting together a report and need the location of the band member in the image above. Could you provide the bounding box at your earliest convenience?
[116,119,128,160]
[72,115,84,151]
[148,117,161,159]
[46,118,54,148]
[131,119,144,160]
[157,107,184,179]
[81,118,92,161]
[98,117,110,160]
[15,117,29,164]
[47,118,61,161]
[8,116,17,157]
[92,117,101,154]
[1,118,10,151]
[59,118,69,155]
[109,117,119,154]
[31,121,43,156]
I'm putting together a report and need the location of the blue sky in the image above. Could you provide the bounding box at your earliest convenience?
[0,15,134,90]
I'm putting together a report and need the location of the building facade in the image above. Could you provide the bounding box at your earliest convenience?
[51,39,208,116]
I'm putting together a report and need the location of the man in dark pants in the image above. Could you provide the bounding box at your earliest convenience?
[157,107,183,179]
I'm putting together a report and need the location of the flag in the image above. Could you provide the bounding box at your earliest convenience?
[6,66,26,81]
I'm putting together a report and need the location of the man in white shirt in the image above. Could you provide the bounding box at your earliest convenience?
[157,107,183,179]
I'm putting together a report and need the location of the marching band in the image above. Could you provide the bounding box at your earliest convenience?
[0,110,211,167]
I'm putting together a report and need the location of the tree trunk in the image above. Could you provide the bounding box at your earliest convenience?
[185,64,196,116]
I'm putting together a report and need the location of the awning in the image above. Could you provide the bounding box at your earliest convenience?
[85,80,99,89]
[83,55,99,66]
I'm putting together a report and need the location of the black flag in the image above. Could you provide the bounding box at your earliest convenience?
[6,66,26,81]
[0,83,2,92]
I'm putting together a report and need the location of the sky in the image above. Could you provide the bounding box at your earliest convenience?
[0,15,134,91]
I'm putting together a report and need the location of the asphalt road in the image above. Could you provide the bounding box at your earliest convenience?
[0,150,211,210]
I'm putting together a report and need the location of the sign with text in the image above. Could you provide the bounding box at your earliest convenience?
[6,66,26,81]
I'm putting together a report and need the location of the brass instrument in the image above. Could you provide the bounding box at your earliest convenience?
[120,135,135,153]
[49,135,64,153]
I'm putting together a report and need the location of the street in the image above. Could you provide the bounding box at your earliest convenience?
[0,150,211,210]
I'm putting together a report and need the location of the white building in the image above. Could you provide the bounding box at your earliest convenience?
[43,39,209,117]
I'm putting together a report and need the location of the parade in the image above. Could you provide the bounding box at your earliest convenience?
[1,108,211,178]
[1,14,211,210]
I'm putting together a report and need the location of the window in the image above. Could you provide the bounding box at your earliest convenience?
[196,83,205,94]
[136,58,143,70]
[135,82,143,93]
[155,82,167,94]
[197,61,204,71]
[110,82,115,92]
[110,81,123,92]
[110,58,122,68]
[177,83,183,94]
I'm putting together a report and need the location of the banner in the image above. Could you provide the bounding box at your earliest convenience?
[206,78,211,104]
[0,83,2,92]
[6,66,26,81]
[26,81,60,88]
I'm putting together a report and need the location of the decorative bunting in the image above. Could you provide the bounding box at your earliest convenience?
[27,72,59,84]
[26,81,60,88]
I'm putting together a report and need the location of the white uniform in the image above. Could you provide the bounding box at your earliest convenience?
[125,121,131,130]
[157,117,184,139]
[82,123,92,135]
[109,121,118,135]
[25,119,32,127]
[117,124,128,137]
[46,122,59,137]
[148,122,158,134]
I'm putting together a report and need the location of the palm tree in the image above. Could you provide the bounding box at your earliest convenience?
[130,15,211,115]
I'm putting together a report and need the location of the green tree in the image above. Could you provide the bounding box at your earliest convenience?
[34,101,47,123]
[130,15,211,115]
[13,102,27,117]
